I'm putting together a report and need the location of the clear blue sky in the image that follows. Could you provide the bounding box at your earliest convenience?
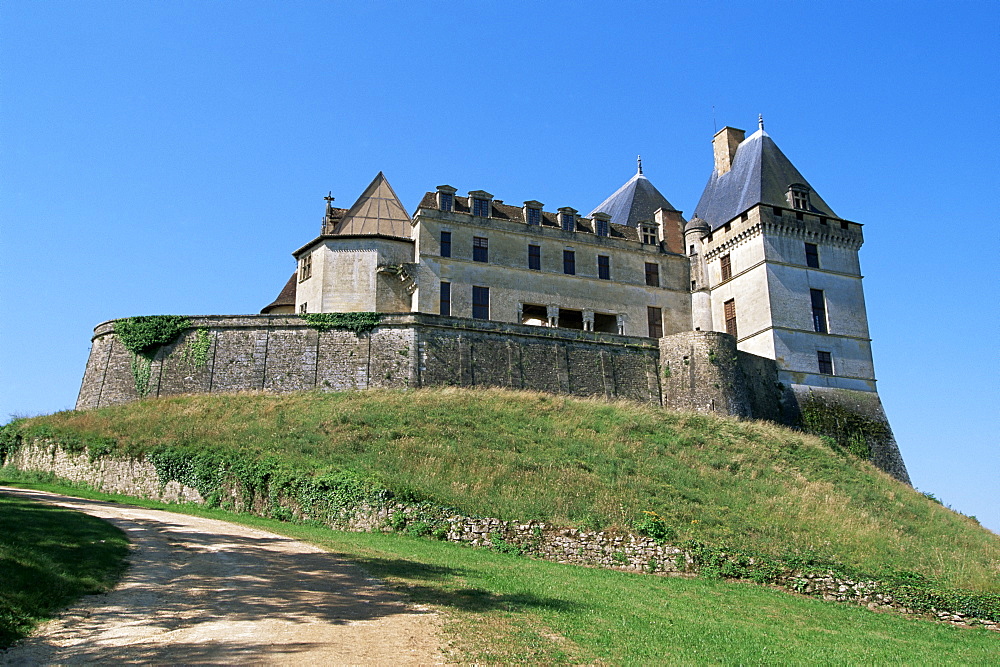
[2,1,997,532]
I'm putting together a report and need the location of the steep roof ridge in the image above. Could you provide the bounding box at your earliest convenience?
[588,170,678,228]
[333,171,412,238]
[693,130,838,229]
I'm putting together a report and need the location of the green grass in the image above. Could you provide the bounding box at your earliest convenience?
[6,388,996,592]
[1,478,995,664]
[0,491,129,648]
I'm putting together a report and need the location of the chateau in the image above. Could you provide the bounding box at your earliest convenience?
[76,120,910,482]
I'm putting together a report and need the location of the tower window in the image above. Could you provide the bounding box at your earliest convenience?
[644,262,660,287]
[298,253,312,281]
[472,198,491,217]
[641,225,657,245]
[526,207,541,226]
[440,281,451,316]
[810,289,828,333]
[440,231,452,258]
[647,306,663,338]
[299,302,308,314]
[841,221,849,230]
[563,249,576,275]
[788,184,810,210]
[689,244,695,256]
[598,255,610,280]
[817,350,833,375]
[528,244,541,270]
[724,299,737,338]
[805,243,820,268]
[473,236,489,262]
[472,286,490,320]
[720,253,732,281]
[561,211,575,231]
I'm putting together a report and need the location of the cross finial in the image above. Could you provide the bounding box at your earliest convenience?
[637,154,643,175]
[323,191,335,204]
[758,114,764,131]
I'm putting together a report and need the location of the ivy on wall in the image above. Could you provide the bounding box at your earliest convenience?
[181,328,212,370]
[114,316,191,397]
[303,312,382,334]
[799,398,891,460]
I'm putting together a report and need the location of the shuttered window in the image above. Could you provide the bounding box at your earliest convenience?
[440,231,451,258]
[644,262,660,287]
[472,286,489,320]
[473,236,488,262]
[528,244,541,270]
[472,198,491,217]
[724,299,737,338]
[598,255,610,280]
[647,306,663,338]
[817,351,833,375]
[563,250,576,275]
[720,253,732,281]
[439,282,451,316]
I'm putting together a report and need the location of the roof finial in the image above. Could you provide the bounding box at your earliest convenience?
[324,191,335,205]
[758,114,764,131]
[637,154,643,175]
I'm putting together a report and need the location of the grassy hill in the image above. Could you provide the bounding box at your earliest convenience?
[3,388,996,594]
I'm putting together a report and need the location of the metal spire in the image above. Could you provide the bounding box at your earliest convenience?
[758,114,764,131]
[637,154,643,175]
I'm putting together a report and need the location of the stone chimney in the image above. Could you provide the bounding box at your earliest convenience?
[713,126,746,176]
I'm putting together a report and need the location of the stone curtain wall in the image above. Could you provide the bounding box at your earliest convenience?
[77,314,661,410]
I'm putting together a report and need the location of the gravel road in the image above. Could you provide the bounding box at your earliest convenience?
[0,487,441,665]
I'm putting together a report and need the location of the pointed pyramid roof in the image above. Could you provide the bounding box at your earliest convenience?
[588,166,678,228]
[693,129,837,230]
[332,172,412,238]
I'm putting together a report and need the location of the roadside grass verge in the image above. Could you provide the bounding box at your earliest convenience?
[4,389,996,592]
[0,490,129,648]
[0,477,996,664]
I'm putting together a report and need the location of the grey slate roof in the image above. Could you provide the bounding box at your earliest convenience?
[588,171,678,228]
[692,129,837,230]
[260,271,297,314]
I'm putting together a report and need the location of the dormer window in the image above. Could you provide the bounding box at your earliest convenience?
[558,207,577,232]
[592,212,611,237]
[788,184,810,211]
[640,224,658,245]
[436,185,457,212]
[468,190,493,218]
[523,200,543,226]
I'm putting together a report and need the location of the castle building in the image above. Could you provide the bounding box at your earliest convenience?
[264,119,878,397]
[76,120,909,483]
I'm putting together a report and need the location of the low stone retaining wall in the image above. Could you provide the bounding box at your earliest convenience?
[2,441,994,632]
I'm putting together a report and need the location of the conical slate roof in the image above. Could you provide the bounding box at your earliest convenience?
[260,271,297,314]
[588,168,677,228]
[693,129,837,230]
[332,172,411,238]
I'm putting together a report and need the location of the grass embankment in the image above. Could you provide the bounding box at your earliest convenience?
[0,493,129,648]
[0,480,996,663]
[5,388,995,592]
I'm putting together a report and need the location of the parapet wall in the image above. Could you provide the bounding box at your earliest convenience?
[76,314,661,410]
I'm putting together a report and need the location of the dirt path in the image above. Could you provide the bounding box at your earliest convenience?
[0,487,442,665]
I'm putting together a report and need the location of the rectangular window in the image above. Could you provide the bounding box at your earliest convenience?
[811,289,828,333]
[641,225,657,245]
[472,286,489,320]
[526,207,541,226]
[817,350,833,375]
[439,281,451,316]
[647,306,663,338]
[528,244,541,270]
[772,206,783,217]
[644,262,660,287]
[595,219,609,237]
[792,191,809,210]
[840,221,849,230]
[473,236,488,262]
[597,255,610,280]
[299,302,307,314]
[563,249,576,275]
[689,244,695,256]
[805,242,820,268]
[440,231,451,258]
[561,212,575,231]
[724,299,737,338]
[473,198,491,217]
[298,253,312,281]
[720,253,732,281]
[440,192,454,212]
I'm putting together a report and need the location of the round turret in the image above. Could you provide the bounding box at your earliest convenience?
[684,216,710,236]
